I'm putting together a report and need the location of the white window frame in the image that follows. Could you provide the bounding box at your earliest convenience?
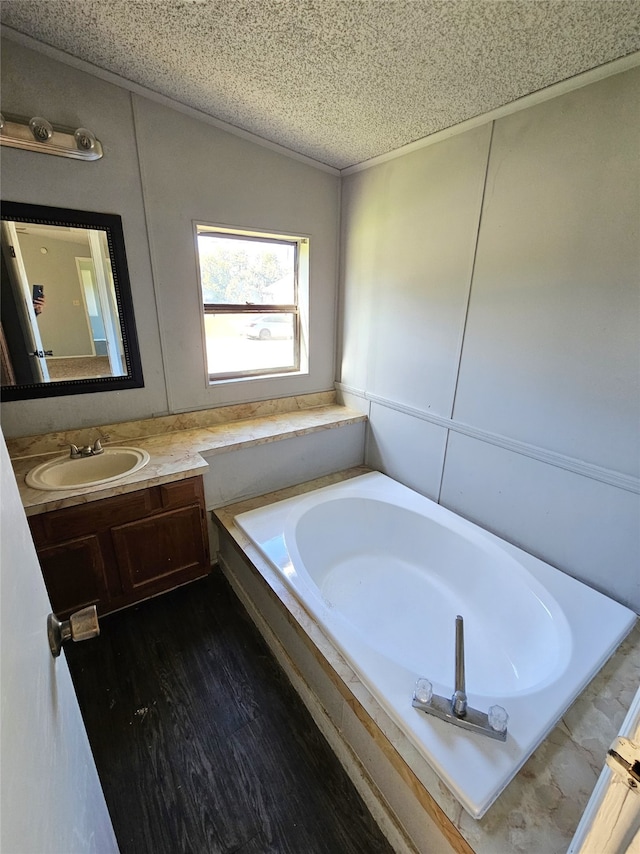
[194,223,309,384]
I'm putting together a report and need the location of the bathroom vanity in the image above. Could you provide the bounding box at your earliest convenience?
[27,476,210,619]
[8,395,365,619]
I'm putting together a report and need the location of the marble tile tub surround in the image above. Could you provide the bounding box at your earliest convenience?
[214,469,640,854]
[5,391,337,459]
[9,394,366,516]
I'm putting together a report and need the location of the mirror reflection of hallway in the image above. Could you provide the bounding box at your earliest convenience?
[2,223,127,383]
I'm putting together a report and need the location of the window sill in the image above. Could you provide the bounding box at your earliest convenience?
[207,367,309,387]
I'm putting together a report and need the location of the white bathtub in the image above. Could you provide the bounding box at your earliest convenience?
[235,472,636,819]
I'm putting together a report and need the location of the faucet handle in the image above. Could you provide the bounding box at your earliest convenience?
[69,443,81,458]
[92,439,104,455]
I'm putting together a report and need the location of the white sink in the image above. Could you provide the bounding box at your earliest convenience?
[25,447,150,491]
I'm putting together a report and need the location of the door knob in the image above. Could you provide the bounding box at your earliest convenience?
[47,605,100,658]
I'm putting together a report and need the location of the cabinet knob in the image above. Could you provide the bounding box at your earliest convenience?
[47,605,100,658]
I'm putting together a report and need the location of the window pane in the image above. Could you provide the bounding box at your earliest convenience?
[198,234,295,305]
[204,313,297,377]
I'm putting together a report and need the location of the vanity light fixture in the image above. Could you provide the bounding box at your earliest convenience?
[0,113,103,161]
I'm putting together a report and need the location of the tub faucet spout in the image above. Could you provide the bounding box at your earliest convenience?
[412,615,509,741]
[452,615,468,718]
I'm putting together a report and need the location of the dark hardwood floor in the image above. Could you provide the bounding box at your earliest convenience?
[66,570,396,854]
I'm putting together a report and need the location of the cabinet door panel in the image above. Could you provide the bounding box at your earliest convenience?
[38,535,108,619]
[111,505,208,593]
[160,478,203,509]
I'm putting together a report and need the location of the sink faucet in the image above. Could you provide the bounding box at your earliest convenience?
[69,439,104,458]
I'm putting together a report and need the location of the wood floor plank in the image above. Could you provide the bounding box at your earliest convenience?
[66,571,396,854]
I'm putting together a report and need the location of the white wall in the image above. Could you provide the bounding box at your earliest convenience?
[1,37,340,435]
[132,96,339,413]
[339,67,640,612]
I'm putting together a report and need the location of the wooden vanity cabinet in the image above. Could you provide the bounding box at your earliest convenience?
[28,476,211,619]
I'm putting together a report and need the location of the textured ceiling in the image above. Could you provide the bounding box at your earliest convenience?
[2,1,640,169]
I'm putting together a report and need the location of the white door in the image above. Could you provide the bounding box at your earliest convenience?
[568,682,640,853]
[87,231,125,376]
[0,428,118,853]
[1,221,50,382]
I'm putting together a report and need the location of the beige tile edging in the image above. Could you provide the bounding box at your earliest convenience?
[6,391,337,459]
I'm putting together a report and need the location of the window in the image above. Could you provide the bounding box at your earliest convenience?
[195,224,308,382]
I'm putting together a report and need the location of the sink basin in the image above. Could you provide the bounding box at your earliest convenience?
[25,447,151,491]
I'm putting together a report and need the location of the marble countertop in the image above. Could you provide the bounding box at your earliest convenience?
[10,400,366,516]
[214,468,640,854]
[12,443,210,516]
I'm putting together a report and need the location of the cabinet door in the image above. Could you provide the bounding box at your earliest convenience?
[111,504,208,595]
[38,535,109,619]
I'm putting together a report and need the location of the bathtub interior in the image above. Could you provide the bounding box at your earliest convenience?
[235,471,637,819]
[284,495,571,696]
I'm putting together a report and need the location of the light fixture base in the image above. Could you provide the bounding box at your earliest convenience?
[0,114,103,161]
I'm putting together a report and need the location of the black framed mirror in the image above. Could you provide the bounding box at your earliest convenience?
[1,201,144,401]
